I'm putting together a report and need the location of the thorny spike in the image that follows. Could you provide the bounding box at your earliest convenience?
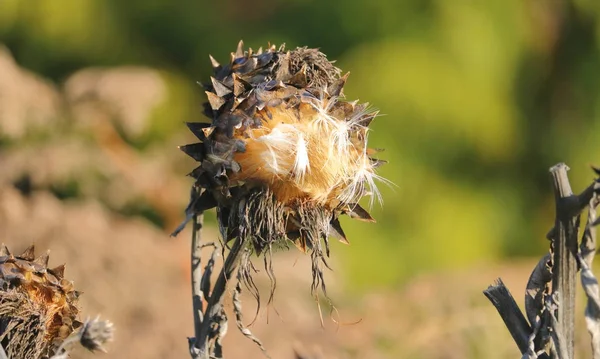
[232,73,248,96]
[206,91,226,110]
[1,243,12,256]
[328,72,350,97]
[211,76,232,97]
[288,64,308,87]
[209,54,222,72]
[257,47,263,55]
[34,250,50,267]
[186,122,212,141]
[370,158,387,168]
[61,279,75,292]
[367,148,385,155]
[178,143,205,161]
[202,126,216,138]
[359,111,378,127]
[236,40,245,58]
[19,245,35,261]
[70,290,83,300]
[50,264,66,279]
[329,218,349,244]
[347,204,376,222]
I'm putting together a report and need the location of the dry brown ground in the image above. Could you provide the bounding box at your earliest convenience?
[0,186,595,359]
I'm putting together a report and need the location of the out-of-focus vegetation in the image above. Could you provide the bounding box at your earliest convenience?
[2,0,600,293]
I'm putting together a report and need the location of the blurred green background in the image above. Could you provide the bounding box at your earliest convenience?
[2,0,600,293]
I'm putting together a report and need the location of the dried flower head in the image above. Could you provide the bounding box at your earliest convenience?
[0,244,81,358]
[177,41,387,293]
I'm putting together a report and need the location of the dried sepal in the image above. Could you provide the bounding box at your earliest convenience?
[524,253,552,327]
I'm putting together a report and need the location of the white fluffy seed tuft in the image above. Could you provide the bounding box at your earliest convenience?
[293,132,310,180]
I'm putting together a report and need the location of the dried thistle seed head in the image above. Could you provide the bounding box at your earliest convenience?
[179,40,387,256]
[0,244,81,358]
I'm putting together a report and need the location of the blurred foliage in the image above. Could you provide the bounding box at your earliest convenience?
[2,0,600,292]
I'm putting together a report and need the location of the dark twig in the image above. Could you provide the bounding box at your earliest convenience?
[549,163,579,358]
[483,279,532,354]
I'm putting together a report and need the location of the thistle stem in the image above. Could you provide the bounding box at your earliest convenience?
[549,163,579,359]
[197,236,246,357]
[191,211,205,345]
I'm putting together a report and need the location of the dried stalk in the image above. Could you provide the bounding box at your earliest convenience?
[196,236,245,358]
[485,163,599,359]
[483,279,532,354]
[185,198,246,358]
[549,163,579,358]
[190,211,205,356]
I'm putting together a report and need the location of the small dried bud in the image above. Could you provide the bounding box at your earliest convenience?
[79,316,114,353]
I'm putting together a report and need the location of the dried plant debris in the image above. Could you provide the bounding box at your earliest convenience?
[51,316,114,359]
[524,253,552,329]
[175,40,388,296]
[0,244,81,359]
